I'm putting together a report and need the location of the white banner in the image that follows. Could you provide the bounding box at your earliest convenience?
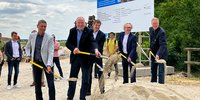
[97,0,154,33]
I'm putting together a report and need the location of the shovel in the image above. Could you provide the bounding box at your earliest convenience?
[30,61,62,79]
[119,53,144,78]
[79,51,108,59]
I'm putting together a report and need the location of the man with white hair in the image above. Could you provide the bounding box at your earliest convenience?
[149,17,168,84]
[66,17,101,100]
[118,23,138,84]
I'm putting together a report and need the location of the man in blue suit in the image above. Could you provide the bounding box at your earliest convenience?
[66,17,101,100]
[87,20,106,95]
[5,32,22,89]
[149,17,168,84]
[118,23,138,84]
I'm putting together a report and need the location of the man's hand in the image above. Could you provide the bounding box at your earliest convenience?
[127,57,132,62]
[17,58,20,61]
[25,57,31,63]
[73,48,80,55]
[95,49,101,58]
[46,66,52,74]
[11,57,15,61]
[155,55,160,60]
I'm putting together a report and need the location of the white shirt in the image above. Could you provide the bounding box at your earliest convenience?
[122,33,129,54]
[93,31,98,40]
[12,40,20,57]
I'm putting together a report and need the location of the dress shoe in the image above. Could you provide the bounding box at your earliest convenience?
[30,82,35,87]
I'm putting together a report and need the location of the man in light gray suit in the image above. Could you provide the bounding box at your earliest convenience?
[25,20,55,100]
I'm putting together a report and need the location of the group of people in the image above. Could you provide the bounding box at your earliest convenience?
[0,16,167,100]
[66,16,168,100]
[0,20,64,96]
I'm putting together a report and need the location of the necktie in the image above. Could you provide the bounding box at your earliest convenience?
[77,30,83,48]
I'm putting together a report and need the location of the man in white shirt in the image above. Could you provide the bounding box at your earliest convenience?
[118,23,138,84]
[4,32,22,89]
[87,20,106,95]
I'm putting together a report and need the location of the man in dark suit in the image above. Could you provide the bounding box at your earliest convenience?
[93,20,106,79]
[149,17,168,84]
[66,17,101,100]
[118,23,137,84]
[87,20,106,95]
[5,32,22,89]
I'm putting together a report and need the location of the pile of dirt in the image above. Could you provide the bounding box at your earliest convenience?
[94,82,189,100]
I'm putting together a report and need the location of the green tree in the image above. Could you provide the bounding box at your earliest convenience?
[155,0,200,71]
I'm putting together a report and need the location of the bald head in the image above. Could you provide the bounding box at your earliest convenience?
[76,17,86,30]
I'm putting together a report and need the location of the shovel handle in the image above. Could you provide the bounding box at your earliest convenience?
[30,61,44,69]
[79,51,108,59]
[79,51,91,55]
[149,51,156,58]
[30,61,61,79]
[120,53,135,66]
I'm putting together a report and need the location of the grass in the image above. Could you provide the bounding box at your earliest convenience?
[191,71,200,80]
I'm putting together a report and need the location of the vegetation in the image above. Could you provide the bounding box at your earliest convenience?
[155,0,200,72]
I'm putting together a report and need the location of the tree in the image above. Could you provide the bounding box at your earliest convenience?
[155,0,200,71]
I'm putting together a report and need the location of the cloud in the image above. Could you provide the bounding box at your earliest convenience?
[0,3,33,14]
[0,0,97,40]
[0,0,44,5]
[0,1,45,15]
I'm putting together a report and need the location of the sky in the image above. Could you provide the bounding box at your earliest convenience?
[0,0,97,40]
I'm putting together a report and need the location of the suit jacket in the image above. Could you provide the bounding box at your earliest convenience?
[149,27,168,59]
[66,27,98,64]
[5,40,22,62]
[25,33,54,67]
[118,32,138,61]
[93,30,106,54]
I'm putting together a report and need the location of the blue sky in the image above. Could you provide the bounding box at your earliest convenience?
[0,0,97,40]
